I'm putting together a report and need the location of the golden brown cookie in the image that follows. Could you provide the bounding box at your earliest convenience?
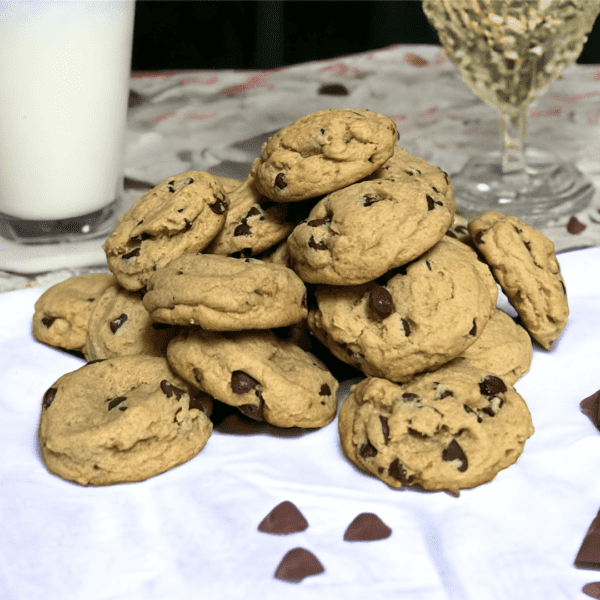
[32,273,115,351]
[167,328,338,428]
[103,171,229,291]
[338,363,534,492]
[142,254,307,330]
[38,356,213,485]
[251,108,398,202]
[468,211,569,349]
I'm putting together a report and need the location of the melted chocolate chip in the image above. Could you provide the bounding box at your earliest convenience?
[319,384,331,396]
[344,512,392,541]
[109,313,128,334]
[308,236,327,250]
[234,222,252,237]
[275,172,287,190]
[369,285,394,318]
[359,440,378,458]
[122,247,141,260]
[160,380,186,400]
[258,501,309,534]
[442,439,468,472]
[307,218,330,227]
[238,392,265,421]
[479,375,507,397]
[388,458,412,485]
[106,396,127,411]
[401,318,411,337]
[210,198,227,214]
[363,195,379,207]
[274,547,324,582]
[380,416,390,443]
[231,371,259,394]
[42,387,57,410]
[41,316,56,328]
[469,319,477,336]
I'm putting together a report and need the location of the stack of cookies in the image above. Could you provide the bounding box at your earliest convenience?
[33,108,569,492]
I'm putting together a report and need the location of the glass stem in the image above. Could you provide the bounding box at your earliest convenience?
[501,110,527,173]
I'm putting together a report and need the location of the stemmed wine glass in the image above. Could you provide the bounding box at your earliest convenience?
[422,0,600,225]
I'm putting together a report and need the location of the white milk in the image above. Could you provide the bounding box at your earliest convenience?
[0,1,135,221]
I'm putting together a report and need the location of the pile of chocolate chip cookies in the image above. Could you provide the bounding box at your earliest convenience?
[33,108,569,492]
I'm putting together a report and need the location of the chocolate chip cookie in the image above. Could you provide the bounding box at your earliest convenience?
[103,171,229,291]
[166,328,338,428]
[251,108,399,202]
[338,362,534,492]
[308,237,498,381]
[142,254,307,330]
[468,211,569,349]
[33,273,115,351]
[84,282,179,360]
[38,356,213,485]
[287,178,455,285]
[204,175,309,258]
[452,309,533,385]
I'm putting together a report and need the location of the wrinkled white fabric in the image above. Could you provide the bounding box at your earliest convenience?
[1,248,600,600]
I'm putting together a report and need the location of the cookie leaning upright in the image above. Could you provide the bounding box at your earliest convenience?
[468,211,569,349]
[142,254,307,330]
[38,356,213,485]
[103,171,229,291]
[251,109,399,202]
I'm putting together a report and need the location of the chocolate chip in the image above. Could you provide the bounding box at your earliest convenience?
[439,390,454,399]
[401,318,411,337]
[343,512,392,541]
[307,218,330,227]
[359,440,378,458]
[308,236,327,250]
[567,215,587,234]
[369,285,394,318]
[425,260,432,271]
[234,222,251,237]
[445,230,458,239]
[42,387,57,410]
[209,198,227,214]
[473,230,485,245]
[122,247,141,260]
[130,232,152,244]
[319,384,331,396]
[575,508,600,568]
[363,195,379,207]
[160,380,186,401]
[231,371,259,394]
[581,390,600,431]
[238,393,265,421]
[408,427,427,438]
[258,501,309,534]
[442,439,468,472]
[318,83,349,96]
[274,547,324,582]
[388,458,412,485]
[167,180,175,192]
[106,396,127,411]
[426,195,436,210]
[402,392,419,401]
[182,219,193,232]
[246,206,261,218]
[109,313,128,334]
[380,416,390,443]
[469,319,477,336]
[479,375,507,397]
[582,583,600,599]
[275,172,287,190]
[41,316,56,328]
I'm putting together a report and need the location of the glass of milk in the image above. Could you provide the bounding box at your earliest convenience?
[0,1,135,244]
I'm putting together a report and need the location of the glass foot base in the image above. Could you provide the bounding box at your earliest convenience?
[0,197,121,246]
[450,148,595,226]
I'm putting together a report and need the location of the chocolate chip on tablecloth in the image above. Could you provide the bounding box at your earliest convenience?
[575,507,600,569]
[343,512,392,541]
[583,582,600,599]
[258,501,309,534]
[581,390,600,431]
[274,547,324,583]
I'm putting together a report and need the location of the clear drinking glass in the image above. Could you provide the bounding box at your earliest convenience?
[0,1,135,244]
[422,0,600,225]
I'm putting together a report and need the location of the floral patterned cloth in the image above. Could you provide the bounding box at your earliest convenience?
[2,44,599,292]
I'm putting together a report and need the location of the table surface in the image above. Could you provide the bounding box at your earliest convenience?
[2,44,600,292]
